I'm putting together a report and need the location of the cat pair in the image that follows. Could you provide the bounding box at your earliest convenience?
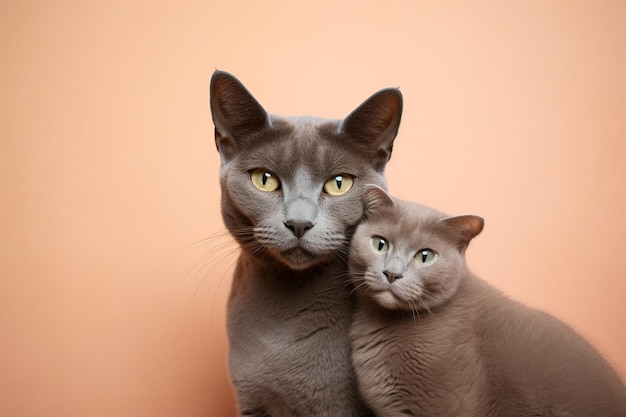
[209,71,626,417]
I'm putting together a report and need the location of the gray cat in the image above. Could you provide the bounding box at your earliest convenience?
[350,185,626,417]
[209,71,402,416]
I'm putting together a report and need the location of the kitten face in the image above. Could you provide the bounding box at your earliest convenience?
[350,204,462,311]
[210,71,403,270]
[350,191,483,312]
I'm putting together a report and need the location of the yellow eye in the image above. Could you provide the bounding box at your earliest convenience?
[250,169,281,192]
[323,174,354,196]
[371,236,389,252]
[415,249,436,264]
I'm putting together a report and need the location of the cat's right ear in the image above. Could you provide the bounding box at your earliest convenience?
[341,88,403,172]
[440,215,484,253]
[363,185,395,219]
[210,70,269,163]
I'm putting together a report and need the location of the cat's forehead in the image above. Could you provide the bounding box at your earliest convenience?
[362,202,449,245]
[280,115,335,134]
[242,115,368,178]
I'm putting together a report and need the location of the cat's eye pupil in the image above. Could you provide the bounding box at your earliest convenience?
[251,168,280,192]
[371,236,389,252]
[323,173,354,196]
[416,249,435,264]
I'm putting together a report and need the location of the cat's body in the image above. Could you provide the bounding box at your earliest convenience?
[350,188,626,417]
[210,71,402,416]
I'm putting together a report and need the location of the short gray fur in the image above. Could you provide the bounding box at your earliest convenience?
[210,71,403,417]
[350,186,626,417]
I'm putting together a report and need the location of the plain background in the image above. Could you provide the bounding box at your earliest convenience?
[1,1,625,416]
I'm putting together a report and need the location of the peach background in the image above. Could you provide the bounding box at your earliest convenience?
[1,1,624,416]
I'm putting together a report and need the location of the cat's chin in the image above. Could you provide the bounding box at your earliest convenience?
[277,247,331,271]
[374,290,411,311]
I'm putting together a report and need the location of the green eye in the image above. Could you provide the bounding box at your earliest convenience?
[371,236,389,252]
[250,168,280,192]
[323,174,354,196]
[415,249,436,264]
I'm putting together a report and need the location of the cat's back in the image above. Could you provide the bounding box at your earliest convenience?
[467,276,626,416]
[353,276,626,416]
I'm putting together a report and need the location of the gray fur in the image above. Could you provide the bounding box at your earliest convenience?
[350,186,626,417]
[210,71,402,416]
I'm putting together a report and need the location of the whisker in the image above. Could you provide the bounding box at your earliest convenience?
[409,299,420,325]
[349,280,370,297]
[185,231,228,246]
[209,257,237,356]
[180,227,256,300]
[186,247,240,306]
[329,243,351,266]
[182,236,240,288]
[421,300,435,319]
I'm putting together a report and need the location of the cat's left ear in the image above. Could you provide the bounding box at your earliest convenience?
[209,70,269,164]
[440,215,484,252]
[340,88,403,172]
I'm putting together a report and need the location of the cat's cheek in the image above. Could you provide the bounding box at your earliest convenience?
[231,186,281,224]
[325,192,365,225]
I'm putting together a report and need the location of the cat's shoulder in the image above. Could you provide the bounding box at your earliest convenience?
[463,276,602,362]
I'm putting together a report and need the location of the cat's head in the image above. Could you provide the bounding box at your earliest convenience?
[210,71,403,270]
[350,186,483,312]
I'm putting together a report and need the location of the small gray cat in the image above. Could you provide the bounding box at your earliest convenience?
[350,186,626,417]
[210,71,402,416]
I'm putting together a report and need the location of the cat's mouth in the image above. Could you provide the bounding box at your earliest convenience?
[279,246,330,270]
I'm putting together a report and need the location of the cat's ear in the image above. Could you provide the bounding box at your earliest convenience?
[210,70,269,163]
[440,215,484,252]
[363,185,395,219]
[341,88,403,171]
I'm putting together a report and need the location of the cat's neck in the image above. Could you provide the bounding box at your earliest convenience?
[229,251,355,314]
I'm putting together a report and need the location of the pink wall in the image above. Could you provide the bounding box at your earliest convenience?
[1,1,624,416]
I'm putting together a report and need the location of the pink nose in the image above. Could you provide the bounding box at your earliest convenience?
[383,270,403,283]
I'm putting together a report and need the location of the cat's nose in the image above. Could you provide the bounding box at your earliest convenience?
[284,220,314,239]
[383,270,403,283]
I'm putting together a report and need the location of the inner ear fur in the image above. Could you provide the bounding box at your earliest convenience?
[363,185,395,219]
[341,88,403,170]
[440,215,484,251]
